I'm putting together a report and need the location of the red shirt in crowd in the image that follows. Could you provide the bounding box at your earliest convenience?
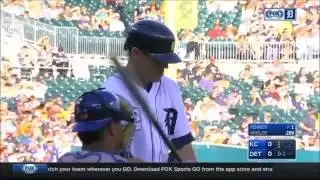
[270,92,280,101]
[208,22,224,39]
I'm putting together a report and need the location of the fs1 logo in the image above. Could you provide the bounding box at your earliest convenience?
[22,164,38,174]
[264,8,296,21]
[12,164,48,174]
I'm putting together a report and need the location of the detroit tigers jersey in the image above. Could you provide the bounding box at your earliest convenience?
[58,150,127,163]
[102,74,193,162]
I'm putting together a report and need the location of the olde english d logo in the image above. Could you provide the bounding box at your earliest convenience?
[163,108,178,135]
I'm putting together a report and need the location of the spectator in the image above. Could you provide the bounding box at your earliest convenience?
[144,3,163,22]
[2,0,25,16]
[184,98,193,122]
[99,20,110,31]
[109,13,125,32]
[307,6,319,25]
[77,13,90,30]
[239,65,253,83]
[227,89,243,107]
[134,7,147,22]
[214,73,230,89]
[278,94,295,111]
[197,97,221,122]
[236,34,249,60]
[62,6,73,20]
[52,45,69,78]
[43,139,59,162]
[292,94,304,110]
[88,16,100,30]
[41,2,61,20]
[295,67,314,83]
[250,87,265,105]
[202,126,227,144]
[207,20,224,39]
[0,144,9,162]
[205,56,219,75]
[181,62,195,83]
[299,110,319,148]
[237,115,254,146]
[262,112,272,123]
[80,6,89,17]
[23,10,30,18]
[295,75,313,96]
[192,64,204,83]
[70,6,82,21]
[176,69,187,86]
[95,7,108,22]
[37,43,52,77]
[198,71,214,92]
[224,23,238,40]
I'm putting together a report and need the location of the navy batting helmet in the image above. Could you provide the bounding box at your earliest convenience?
[124,20,181,64]
[72,88,133,132]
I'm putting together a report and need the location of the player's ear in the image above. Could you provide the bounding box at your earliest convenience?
[107,122,116,136]
[130,47,142,60]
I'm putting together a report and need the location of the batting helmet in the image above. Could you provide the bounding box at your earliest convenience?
[72,88,134,132]
[124,20,181,64]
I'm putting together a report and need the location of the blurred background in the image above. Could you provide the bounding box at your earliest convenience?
[0,0,319,162]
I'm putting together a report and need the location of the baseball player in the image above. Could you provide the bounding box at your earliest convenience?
[102,20,197,162]
[58,88,138,163]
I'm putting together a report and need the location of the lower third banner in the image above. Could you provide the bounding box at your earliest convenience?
[2,163,319,178]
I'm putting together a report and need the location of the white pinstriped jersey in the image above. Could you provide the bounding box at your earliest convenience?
[58,151,127,163]
[102,74,192,162]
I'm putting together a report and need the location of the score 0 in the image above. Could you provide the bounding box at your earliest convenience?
[266,150,273,158]
[267,141,273,158]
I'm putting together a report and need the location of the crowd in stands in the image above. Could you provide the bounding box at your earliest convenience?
[1,0,318,61]
[177,0,319,61]
[1,42,80,162]
[1,52,319,162]
[1,0,318,41]
[0,0,319,163]
[133,1,163,23]
[0,0,164,33]
[177,58,319,148]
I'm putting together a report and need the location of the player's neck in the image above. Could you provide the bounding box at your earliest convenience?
[125,64,151,89]
[82,143,115,154]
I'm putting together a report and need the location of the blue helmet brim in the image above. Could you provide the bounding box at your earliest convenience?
[151,52,182,64]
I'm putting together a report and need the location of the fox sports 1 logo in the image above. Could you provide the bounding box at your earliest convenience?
[22,164,38,174]
[264,9,284,20]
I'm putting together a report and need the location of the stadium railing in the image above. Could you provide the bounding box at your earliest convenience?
[1,10,319,61]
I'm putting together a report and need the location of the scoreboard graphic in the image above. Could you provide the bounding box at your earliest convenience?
[248,123,296,160]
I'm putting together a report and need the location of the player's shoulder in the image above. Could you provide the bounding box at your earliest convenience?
[161,76,176,84]
[101,73,126,91]
[58,151,128,163]
[102,73,123,86]
[160,76,180,91]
